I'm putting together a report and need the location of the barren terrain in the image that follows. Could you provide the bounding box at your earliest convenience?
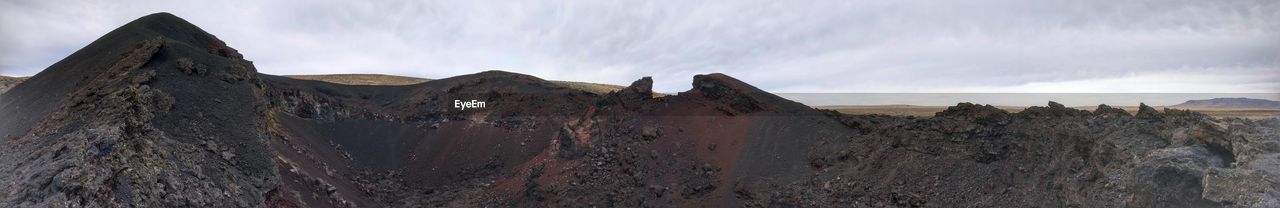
[820,105,1280,120]
[1,13,1277,207]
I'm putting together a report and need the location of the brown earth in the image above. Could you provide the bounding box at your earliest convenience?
[1,13,1278,208]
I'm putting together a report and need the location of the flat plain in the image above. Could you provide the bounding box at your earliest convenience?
[817,105,1280,119]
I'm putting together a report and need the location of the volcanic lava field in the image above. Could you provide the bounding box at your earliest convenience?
[1,13,1278,207]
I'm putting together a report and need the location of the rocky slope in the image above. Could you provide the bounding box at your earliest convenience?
[0,13,276,207]
[1,13,1277,207]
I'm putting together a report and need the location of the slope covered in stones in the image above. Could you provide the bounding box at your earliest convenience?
[787,103,1280,207]
[0,13,278,207]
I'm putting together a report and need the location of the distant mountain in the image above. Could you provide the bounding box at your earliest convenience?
[288,73,631,95]
[1172,98,1280,109]
[0,76,25,94]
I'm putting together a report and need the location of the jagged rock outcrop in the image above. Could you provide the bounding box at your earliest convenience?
[1137,102,1164,119]
[686,73,817,116]
[935,102,1010,125]
[599,77,655,111]
[1020,101,1089,117]
[802,105,1275,207]
[0,13,277,207]
[616,76,654,101]
[691,73,766,114]
[1094,104,1131,117]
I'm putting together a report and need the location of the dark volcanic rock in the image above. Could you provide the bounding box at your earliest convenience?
[623,76,653,97]
[600,76,656,111]
[1093,104,1131,117]
[0,13,276,207]
[1137,102,1164,119]
[692,73,765,114]
[688,73,816,116]
[935,102,1010,125]
[1021,101,1089,117]
[802,104,1279,207]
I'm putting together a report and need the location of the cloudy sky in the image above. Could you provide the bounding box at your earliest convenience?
[1,0,1277,93]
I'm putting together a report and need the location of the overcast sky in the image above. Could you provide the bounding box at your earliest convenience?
[1,0,1277,93]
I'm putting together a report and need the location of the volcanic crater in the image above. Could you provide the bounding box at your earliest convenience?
[1,13,1278,207]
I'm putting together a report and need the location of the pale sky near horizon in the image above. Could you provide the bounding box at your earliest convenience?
[1,0,1277,93]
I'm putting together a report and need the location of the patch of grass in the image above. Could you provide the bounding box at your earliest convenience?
[548,80,626,95]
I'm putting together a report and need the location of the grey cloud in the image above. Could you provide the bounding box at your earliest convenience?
[1,0,1276,93]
